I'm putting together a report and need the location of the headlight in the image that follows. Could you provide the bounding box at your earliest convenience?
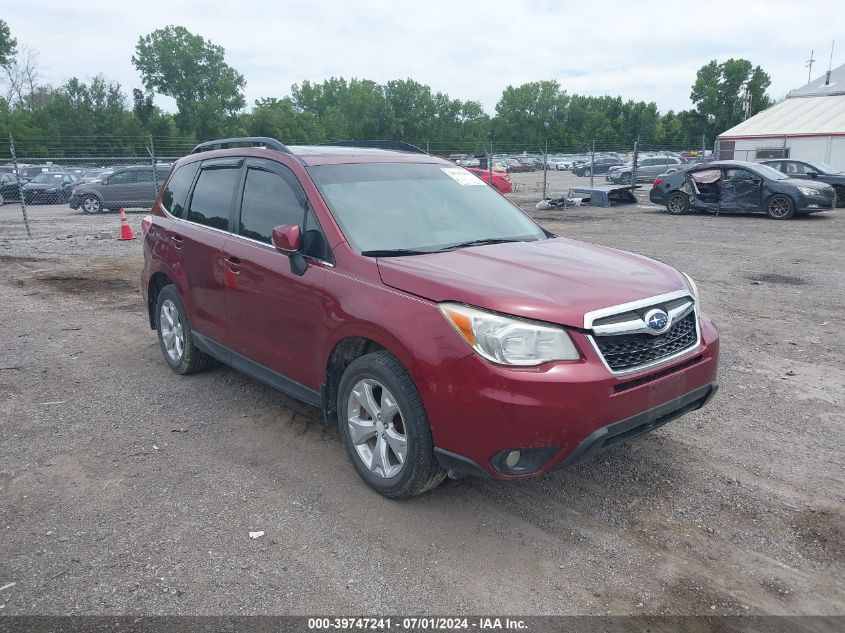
[439,302,580,366]
[796,186,819,196]
[681,272,700,305]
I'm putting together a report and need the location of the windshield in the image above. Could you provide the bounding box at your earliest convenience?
[308,163,546,254]
[807,161,840,175]
[751,164,788,180]
[30,173,63,183]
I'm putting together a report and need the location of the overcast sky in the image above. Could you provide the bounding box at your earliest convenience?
[3,0,842,114]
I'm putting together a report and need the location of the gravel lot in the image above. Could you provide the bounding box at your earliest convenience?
[0,171,843,616]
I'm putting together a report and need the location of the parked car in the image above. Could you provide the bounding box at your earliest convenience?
[69,165,171,213]
[606,156,685,184]
[142,136,719,498]
[759,159,845,207]
[18,165,54,183]
[80,168,114,183]
[0,173,22,205]
[650,160,836,219]
[572,157,624,177]
[21,172,78,204]
[466,167,514,193]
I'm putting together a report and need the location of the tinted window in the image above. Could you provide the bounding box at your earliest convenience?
[135,169,153,183]
[187,167,239,230]
[109,170,136,184]
[238,168,305,243]
[162,162,199,219]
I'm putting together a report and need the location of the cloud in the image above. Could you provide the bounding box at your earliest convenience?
[3,0,841,114]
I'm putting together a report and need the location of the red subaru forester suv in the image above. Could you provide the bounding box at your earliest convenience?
[142,137,719,498]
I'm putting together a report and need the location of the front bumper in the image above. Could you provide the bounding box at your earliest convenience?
[424,313,719,479]
[795,191,835,212]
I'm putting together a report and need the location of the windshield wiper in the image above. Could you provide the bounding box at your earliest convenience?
[436,238,525,252]
[360,248,434,257]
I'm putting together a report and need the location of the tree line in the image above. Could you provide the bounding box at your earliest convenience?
[0,22,773,157]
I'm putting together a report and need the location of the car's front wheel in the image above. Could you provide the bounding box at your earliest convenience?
[666,191,690,215]
[337,351,446,499]
[155,285,212,375]
[833,185,845,208]
[766,194,795,220]
[81,195,102,214]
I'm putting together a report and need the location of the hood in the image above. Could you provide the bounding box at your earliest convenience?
[376,238,688,328]
[781,178,831,190]
[24,182,61,190]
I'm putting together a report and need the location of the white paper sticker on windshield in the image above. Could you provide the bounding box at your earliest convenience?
[441,167,485,186]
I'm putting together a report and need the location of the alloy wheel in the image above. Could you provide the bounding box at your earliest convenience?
[83,196,101,213]
[768,197,791,218]
[159,299,184,363]
[346,379,407,479]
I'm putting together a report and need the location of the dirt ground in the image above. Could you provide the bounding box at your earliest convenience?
[0,170,843,616]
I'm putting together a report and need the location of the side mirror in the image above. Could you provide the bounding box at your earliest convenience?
[271,224,301,252]
[271,224,307,276]
[807,171,819,178]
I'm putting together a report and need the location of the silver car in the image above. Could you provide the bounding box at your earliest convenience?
[607,156,685,184]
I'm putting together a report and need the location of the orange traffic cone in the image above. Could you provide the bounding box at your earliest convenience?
[118,209,136,241]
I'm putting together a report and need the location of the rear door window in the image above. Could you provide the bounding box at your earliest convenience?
[162,162,200,219]
[108,170,137,185]
[237,167,306,243]
[187,166,240,231]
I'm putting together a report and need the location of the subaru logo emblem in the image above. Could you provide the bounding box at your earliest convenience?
[645,308,669,332]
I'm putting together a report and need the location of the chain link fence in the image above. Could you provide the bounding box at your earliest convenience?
[2,134,716,238]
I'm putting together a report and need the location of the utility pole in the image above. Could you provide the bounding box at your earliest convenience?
[806,49,816,84]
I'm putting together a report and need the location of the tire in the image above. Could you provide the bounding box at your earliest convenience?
[834,186,845,209]
[766,194,795,220]
[155,285,212,375]
[666,191,690,215]
[0,192,4,206]
[583,168,591,177]
[621,172,632,184]
[81,195,102,214]
[337,351,446,499]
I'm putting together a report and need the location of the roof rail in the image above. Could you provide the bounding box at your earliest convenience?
[319,140,427,154]
[191,136,292,155]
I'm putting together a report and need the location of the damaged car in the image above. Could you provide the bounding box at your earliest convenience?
[649,160,836,219]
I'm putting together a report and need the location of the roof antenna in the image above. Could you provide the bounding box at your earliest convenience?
[805,49,816,84]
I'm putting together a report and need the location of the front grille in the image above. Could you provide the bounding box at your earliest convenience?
[594,312,698,372]
[822,187,836,201]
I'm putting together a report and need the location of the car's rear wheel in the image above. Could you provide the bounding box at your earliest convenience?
[766,194,795,220]
[337,351,446,499]
[666,192,690,215]
[81,195,102,214]
[155,285,212,375]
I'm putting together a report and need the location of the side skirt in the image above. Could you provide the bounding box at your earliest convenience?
[192,332,322,408]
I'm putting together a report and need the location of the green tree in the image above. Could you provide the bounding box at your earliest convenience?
[132,26,246,139]
[690,58,771,139]
[0,19,17,67]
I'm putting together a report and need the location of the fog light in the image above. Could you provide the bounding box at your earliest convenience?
[505,450,521,468]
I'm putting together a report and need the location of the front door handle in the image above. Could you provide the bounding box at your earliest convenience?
[226,256,241,273]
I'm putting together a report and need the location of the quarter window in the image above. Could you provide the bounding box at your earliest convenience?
[238,168,305,243]
[162,162,200,219]
[187,167,240,231]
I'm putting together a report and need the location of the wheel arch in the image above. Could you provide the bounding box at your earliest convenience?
[147,272,175,329]
[321,329,423,428]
